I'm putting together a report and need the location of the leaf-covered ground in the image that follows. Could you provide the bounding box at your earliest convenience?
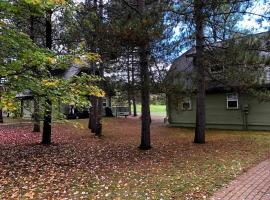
[0,117,270,199]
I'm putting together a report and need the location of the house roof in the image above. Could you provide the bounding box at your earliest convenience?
[63,65,81,80]
[16,65,84,99]
[16,89,33,98]
[168,31,270,93]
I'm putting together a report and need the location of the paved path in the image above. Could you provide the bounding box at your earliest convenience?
[127,114,166,124]
[211,159,270,200]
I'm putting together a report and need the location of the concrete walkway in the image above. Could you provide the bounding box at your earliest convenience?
[211,159,270,200]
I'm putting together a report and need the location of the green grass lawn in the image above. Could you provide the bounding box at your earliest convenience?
[1,117,31,124]
[133,104,166,115]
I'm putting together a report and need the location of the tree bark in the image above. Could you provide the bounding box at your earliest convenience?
[0,93,3,123]
[20,100,24,118]
[137,0,151,150]
[108,96,112,107]
[132,95,137,117]
[86,0,104,136]
[42,99,52,144]
[29,14,40,132]
[45,10,52,49]
[0,109,3,123]
[96,96,103,137]
[139,45,151,150]
[194,0,206,144]
[33,97,40,132]
[95,63,104,136]
[88,106,92,129]
[131,49,137,117]
[139,44,151,149]
[90,96,97,133]
[42,9,53,144]
[127,51,132,115]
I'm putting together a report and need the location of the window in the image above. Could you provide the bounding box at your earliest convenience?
[102,99,107,107]
[0,78,7,84]
[266,70,270,82]
[210,65,224,74]
[182,97,192,110]
[227,93,238,109]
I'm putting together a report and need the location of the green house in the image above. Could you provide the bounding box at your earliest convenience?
[166,33,270,130]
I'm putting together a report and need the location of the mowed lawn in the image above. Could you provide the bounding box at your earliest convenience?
[135,104,166,116]
[0,118,270,199]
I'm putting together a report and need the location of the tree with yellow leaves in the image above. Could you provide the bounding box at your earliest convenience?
[0,0,104,144]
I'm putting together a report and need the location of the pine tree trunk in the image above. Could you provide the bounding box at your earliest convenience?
[137,0,151,150]
[20,100,24,118]
[42,9,53,144]
[95,97,103,137]
[194,0,206,144]
[90,96,97,133]
[132,96,137,117]
[33,97,40,132]
[42,99,52,144]
[0,109,3,123]
[131,49,137,117]
[127,52,132,115]
[139,44,151,150]
[95,1,104,136]
[0,93,3,123]
[29,14,40,132]
[88,106,92,129]
[108,96,112,107]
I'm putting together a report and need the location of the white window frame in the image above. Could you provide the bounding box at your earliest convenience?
[227,93,239,109]
[266,70,270,82]
[0,78,7,84]
[182,97,192,111]
[102,98,107,107]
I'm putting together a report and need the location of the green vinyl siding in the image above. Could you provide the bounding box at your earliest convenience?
[168,93,270,130]
[206,94,242,125]
[245,97,270,126]
[170,95,196,124]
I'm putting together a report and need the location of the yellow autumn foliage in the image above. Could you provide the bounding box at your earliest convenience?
[42,79,60,87]
[89,87,105,97]
[24,0,65,5]
[47,57,56,64]
[1,98,17,112]
[73,57,84,65]
[85,53,101,62]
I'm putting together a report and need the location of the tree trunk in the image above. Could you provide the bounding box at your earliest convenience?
[127,51,132,115]
[108,96,112,107]
[95,97,103,137]
[29,14,40,132]
[88,106,92,129]
[42,99,52,144]
[95,62,104,136]
[139,44,151,150]
[0,93,3,123]
[45,10,52,49]
[131,49,137,117]
[132,96,137,117]
[20,100,24,118]
[42,9,53,144]
[194,0,206,144]
[0,109,3,123]
[90,96,97,133]
[137,0,151,150]
[33,97,40,132]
